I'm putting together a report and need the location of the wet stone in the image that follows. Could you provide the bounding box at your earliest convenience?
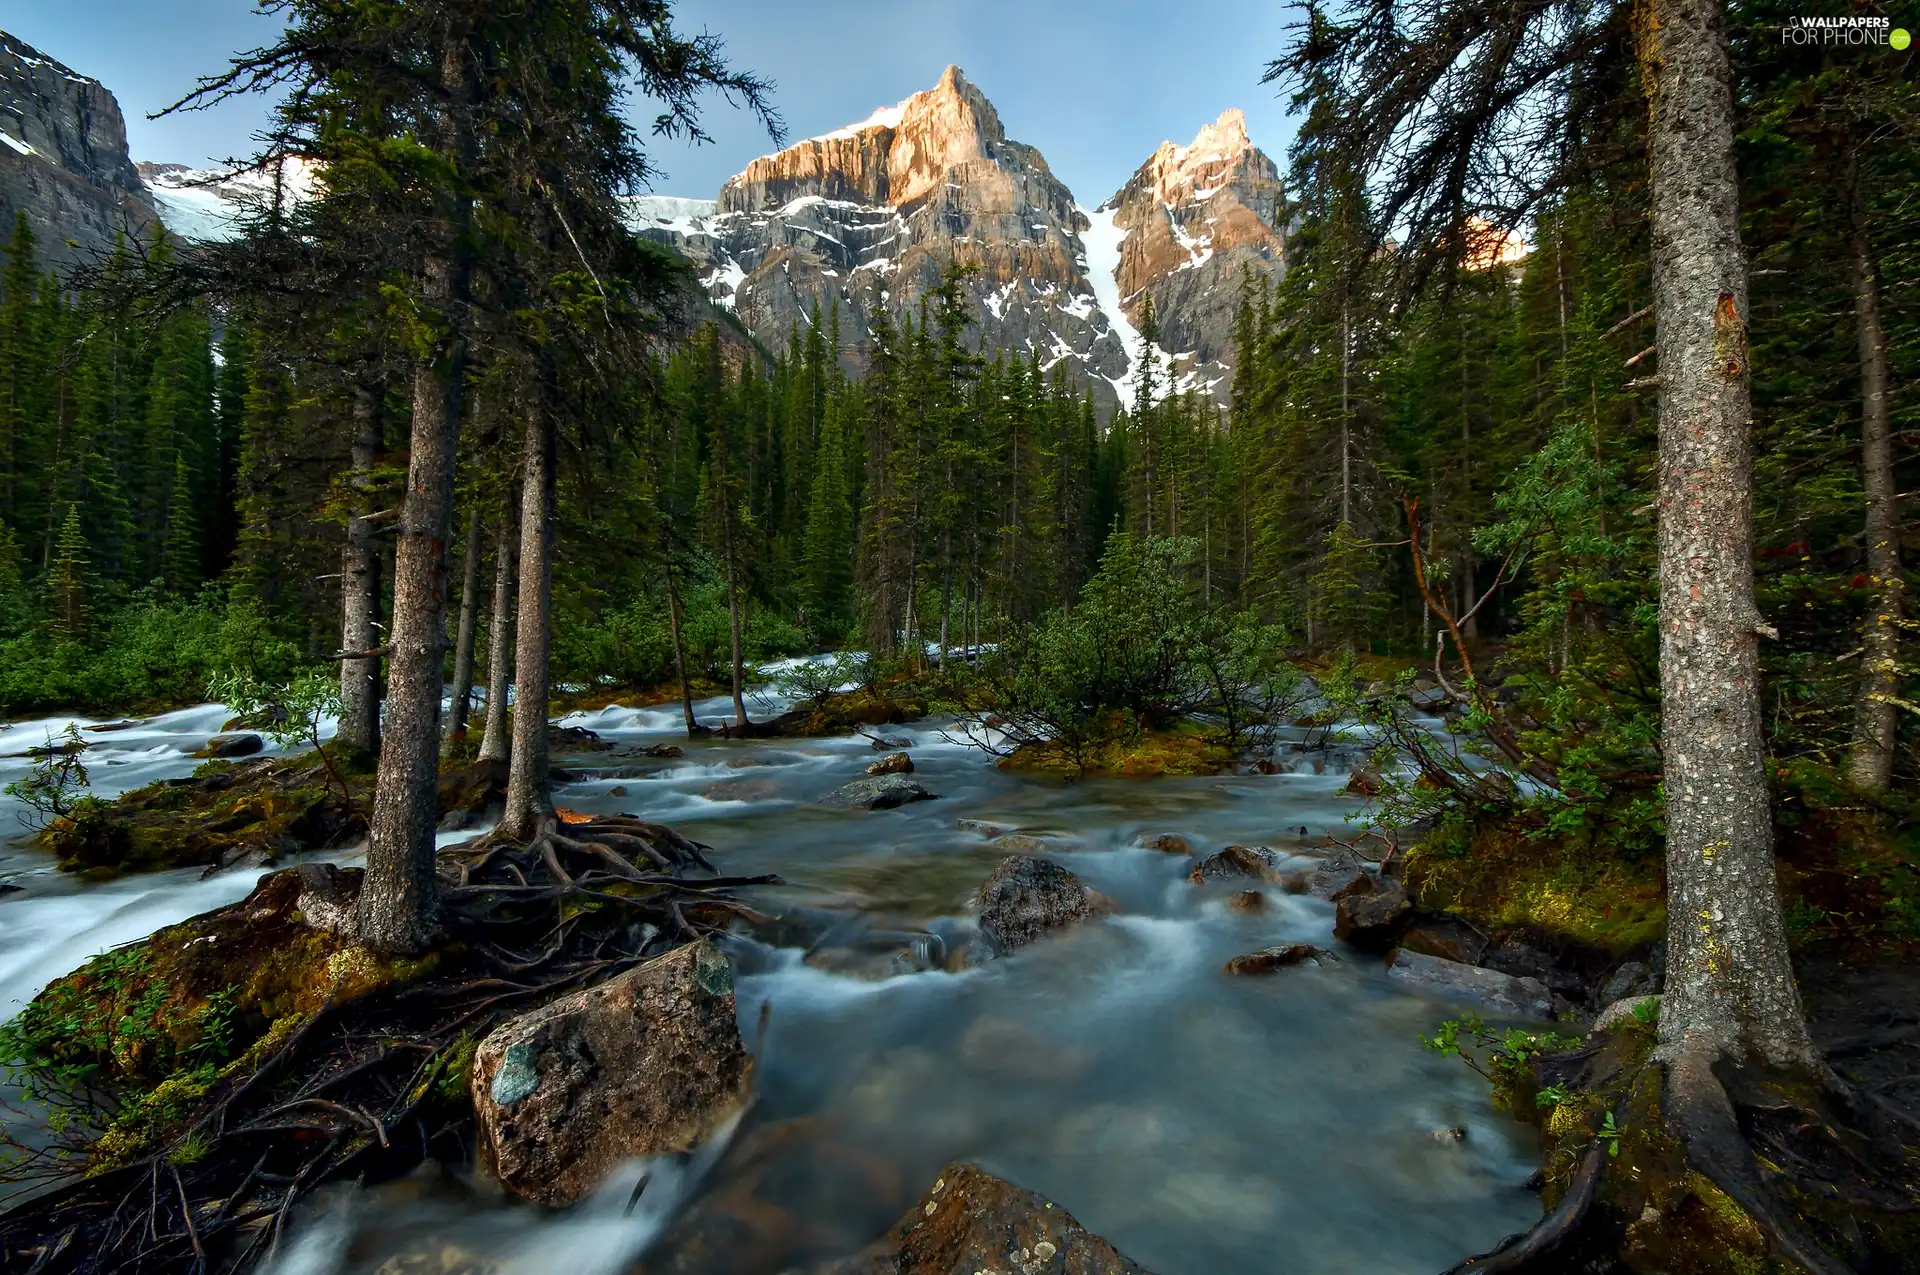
[823,775,939,810]
[1223,944,1326,975]
[1333,874,1413,947]
[1400,916,1488,966]
[813,1162,1155,1275]
[470,939,752,1207]
[976,855,1104,953]
[195,733,264,760]
[1226,890,1266,913]
[1386,949,1553,1020]
[867,751,914,776]
[1135,832,1196,855]
[1187,844,1283,885]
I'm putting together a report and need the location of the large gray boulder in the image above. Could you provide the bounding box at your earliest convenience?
[471,939,752,1207]
[1386,949,1554,1020]
[976,855,1105,953]
[823,774,939,810]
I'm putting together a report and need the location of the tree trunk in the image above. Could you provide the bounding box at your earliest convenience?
[443,505,481,749]
[477,499,516,763]
[1642,0,1818,1072]
[1844,155,1899,795]
[357,256,467,956]
[502,391,556,840]
[663,531,698,736]
[337,379,384,758]
[356,33,475,957]
[724,540,747,729]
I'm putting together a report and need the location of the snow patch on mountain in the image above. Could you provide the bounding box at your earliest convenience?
[1078,204,1144,409]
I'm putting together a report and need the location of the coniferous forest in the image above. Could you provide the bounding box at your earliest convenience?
[0,0,1915,1273]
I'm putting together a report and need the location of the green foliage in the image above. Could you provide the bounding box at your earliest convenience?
[0,589,304,717]
[1422,1014,1580,1106]
[3,723,92,829]
[962,534,1305,770]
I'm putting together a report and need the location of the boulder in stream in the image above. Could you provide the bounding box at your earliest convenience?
[1399,916,1489,966]
[1282,850,1370,899]
[976,855,1105,953]
[1223,943,1329,975]
[1187,844,1283,885]
[1386,949,1553,1020]
[867,751,914,776]
[1333,874,1413,946]
[816,1161,1155,1275]
[195,733,264,759]
[822,775,939,810]
[471,938,752,1207]
[1134,832,1195,855]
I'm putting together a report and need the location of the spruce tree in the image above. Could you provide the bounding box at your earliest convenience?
[46,504,88,640]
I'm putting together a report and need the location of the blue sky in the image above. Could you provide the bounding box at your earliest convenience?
[0,0,1303,204]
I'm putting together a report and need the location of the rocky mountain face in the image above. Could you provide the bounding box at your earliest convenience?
[629,68,1289,414]
[631,66,1135,411]
[1098,109,1289,401]
[0,32,155,271]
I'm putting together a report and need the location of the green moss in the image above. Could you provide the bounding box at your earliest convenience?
[1,869,455,1173]
[1403,817,1667,956]
[39,752,358,875]
[1002,723,1237,778]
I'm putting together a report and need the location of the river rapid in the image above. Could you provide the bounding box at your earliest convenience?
[0,688,1543,1275]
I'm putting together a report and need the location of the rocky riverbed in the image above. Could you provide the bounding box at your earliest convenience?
[0,688,1566,1275]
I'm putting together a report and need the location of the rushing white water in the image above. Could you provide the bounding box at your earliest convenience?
[0,685,1541,1274]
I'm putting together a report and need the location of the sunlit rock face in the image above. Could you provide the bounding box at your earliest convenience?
[0,31,157,271]
[1099,108,1291,404]
[631,66,1133,412]
[629,69,1288,416]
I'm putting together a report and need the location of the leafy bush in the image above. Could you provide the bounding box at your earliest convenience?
[0,586,304,717]
[961,535,1303,769]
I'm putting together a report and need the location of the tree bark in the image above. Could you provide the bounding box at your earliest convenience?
[1641,0,1818,1071]
[719,492,748,729]
[443,505,481,749]
[356,37,474,957]
[337,378,384,758]
[502,388,556,840]
[477,497,516,763]
[662,530,698,736]
[1843,154,1899,795]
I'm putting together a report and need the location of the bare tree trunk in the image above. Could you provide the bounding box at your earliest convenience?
[477,499,516,763]
[1844,156,1899,795]
[662,531,698,736]
[358,259,467,956]
[337,379,384,757]
[1643,0,1818,1073]
[443,505,481,749]
[502,391,556,840]
[722,509,748,729]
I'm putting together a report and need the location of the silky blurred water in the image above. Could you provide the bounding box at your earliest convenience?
[0,686,1541,1275]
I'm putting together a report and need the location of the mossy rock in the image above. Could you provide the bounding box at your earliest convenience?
[1,867,448,1168]
[764,685,930,737]
[1402,816,1668,957]
[1001,723,1237,778]
[39,754,359,876]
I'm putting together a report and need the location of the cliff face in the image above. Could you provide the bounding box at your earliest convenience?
[0,32,155,270]
[635,78,1287,414]
[1100,109,1289,400]
[635,66,1133,412]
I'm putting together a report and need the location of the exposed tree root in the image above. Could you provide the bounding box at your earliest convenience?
[0,818,779,1275]
[1441,1140,1607,1273]
[1434,1032,1920,1275]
